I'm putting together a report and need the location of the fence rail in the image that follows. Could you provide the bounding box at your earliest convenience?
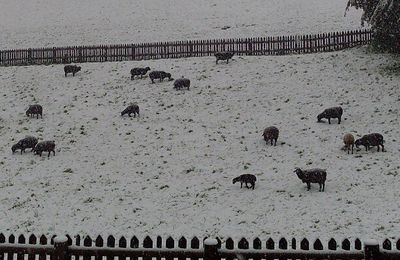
[0,233,399,260]
[0,29,372,66]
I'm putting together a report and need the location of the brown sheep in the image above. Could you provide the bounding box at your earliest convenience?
[343,133,355,154]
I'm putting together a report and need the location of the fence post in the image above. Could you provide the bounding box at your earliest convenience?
[54,236,69,260]
[204,238,219,260]
[364,239,381,260]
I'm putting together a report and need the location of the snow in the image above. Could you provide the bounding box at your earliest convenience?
[0,0,363,49]
[0,47,399,241]
[0,0,398,245]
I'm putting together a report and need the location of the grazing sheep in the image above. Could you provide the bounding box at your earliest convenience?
[121,103,140,117]
[232,174,257,189]
[64,65,81,77]
[26,105,43,119]
[12,136,38,154]
[33,141,55,157]
[173,77,190,90]
[215,51,234,64]
[262,126,279,146]
[131,67,151,80]
[294,168,327,192]
[149,71,172,83]
[343,133,355,154]
[317,106,343,124]
[355,133,385,152]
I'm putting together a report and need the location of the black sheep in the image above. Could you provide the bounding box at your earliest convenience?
[232,174,257,189]
[64,65,81,77]
[215,51,234,64]
[26,105,43,119]
[294,168,326,192]
[317,106,343,124]
[12,136,38,154]
[173,77,190,90]
[355,133,385,152]
[131,67,151,80]
[121,104,140,117]
[34,141,56,157]
[262,126,279,146]
[149,71,172,83]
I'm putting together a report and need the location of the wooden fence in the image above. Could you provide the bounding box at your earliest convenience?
[0,233,399,260]
[0,29,372,67]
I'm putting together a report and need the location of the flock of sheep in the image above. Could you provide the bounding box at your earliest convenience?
[11,51,386,192]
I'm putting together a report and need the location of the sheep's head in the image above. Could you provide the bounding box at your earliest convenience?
[317,112,325,122]
[166,73,171,79]
[294,168,304,179]
[354,138,363,148]
[232,177,239,184]
[145,67,150,71]
[77,66,81,71]
[11,144,20,153]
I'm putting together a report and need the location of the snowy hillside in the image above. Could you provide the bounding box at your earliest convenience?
[0,47,399,240]
[0,0,363,49]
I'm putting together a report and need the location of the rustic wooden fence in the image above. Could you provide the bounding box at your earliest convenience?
[0,29,372,67]
[0,233,399,260]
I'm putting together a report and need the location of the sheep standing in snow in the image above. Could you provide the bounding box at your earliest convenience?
[26,105,43,119]
[149,71,172,83]
[215,51,234,64]
[355,133,385,152]
[173,77,190,90]
[262,126,279,146]
[232,174,257,189]
[33,141,56,157]
[317,106,343,124]
[64,65,81,77]
[294,168,326,192]
[12,136,38,154]
[131,67,151,80]
[343,133,355,154]
[121,104,140,117]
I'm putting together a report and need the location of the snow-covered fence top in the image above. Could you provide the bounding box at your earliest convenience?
[0,233,399,260]
[0,29,372,67]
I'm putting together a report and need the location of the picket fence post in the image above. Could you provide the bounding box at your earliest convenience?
[54,236,69,260]
[364,239,381,260]
[204,238,219,260]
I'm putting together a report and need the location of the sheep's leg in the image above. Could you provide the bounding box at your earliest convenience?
[351,144,354,154]
[53,150,55,156]
[270,139,273,146]
[226,59,229,64]
[381,144,385,152]
[48,151,51,157]
[307,183,311,191]
[377,145,380,152]
[128,113,132,117]
[36,113,39,119]
[338,116,341,124]
[274,139,277,146]
[20,149,23,155]
[216,59,218,65]
[252,183,255,190]
[328,118,331,124]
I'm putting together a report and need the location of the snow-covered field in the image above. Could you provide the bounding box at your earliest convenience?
[0,0,363,49]
[1,0,399,244]
[0,47,399,241]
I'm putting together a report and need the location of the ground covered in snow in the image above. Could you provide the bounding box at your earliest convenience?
[0,0,363,49]
[0,47,399,241]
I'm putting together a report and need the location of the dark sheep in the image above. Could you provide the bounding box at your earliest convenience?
[12,136,38,154]
[149,71,172,83]
[215,51,234,64]
[232,174,257,189]
[317,106,343,124]
[121,103,140,117]
[294,168,327,192]
[173,77,190,90]
[33,141,56,157]
[262,126,279,146]
[355,133,385,152]
[131,67,151,80]
[64,65,81,77]
[26,104,43,119]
